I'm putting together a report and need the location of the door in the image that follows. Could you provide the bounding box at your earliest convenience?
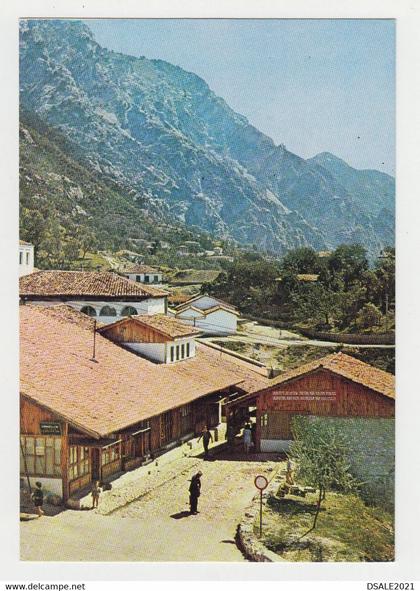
[160,412,173,445]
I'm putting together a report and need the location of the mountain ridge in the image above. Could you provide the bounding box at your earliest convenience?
[19,19,395,257]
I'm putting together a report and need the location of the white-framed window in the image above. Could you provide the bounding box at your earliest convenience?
[170,346,174,362]
[186,342,190,357]
[19,251,23,265]
[26,252,30,265]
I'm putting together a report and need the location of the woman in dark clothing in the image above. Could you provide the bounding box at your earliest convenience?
[189,471,202,514]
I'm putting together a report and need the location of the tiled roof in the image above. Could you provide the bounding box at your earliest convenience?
[257,352,395,400]
[19,270,168,299]
[175,294,237,312]
[20,305,265,438]
[98,314,202,339]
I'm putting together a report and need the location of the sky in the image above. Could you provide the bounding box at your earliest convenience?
[86,19,395,175]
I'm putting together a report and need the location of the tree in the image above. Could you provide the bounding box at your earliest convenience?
[328,244,368,290]
[292,282,342,327]
[281,247,319,275]
[289,417,357,536]
[356,303,383,330]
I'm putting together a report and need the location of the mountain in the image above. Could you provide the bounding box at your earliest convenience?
[19,111,219,268]
[19,19,395,257]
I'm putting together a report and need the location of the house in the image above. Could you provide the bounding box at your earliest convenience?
[122,265,164,286]
[20,305,267,500]
[224,352,395,452]
[19,270,168,323]
[97,314,202,364]
[172,294,239,335]
[19,240,34,277]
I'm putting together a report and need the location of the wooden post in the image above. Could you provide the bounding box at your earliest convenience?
[259,489,263,537]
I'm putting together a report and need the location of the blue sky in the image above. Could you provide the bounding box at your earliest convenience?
[86,19,395,175]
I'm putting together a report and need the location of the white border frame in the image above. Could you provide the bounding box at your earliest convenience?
[2,0,420,582]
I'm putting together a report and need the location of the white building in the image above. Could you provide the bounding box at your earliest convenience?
[172,295,239,336]
[122,265,163,286]
[19,270,168,324]
[19,240,34,277]
[97,314,202,364]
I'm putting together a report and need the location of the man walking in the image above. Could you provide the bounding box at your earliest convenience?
[189,471,202,515]
[243,423,252,454]
[31,481,44,517]
[198,425,213,459]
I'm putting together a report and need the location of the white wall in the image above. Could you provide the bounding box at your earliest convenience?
[124,342,166,363]
[188,295,222,310]
[124,338,196,363]
[19,244,34,277]
[200,309,237,335]
[125,272,163,286]
[22,476,63,499]
[26,298,166,324]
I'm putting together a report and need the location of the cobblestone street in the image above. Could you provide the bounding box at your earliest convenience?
[20,440,282,562]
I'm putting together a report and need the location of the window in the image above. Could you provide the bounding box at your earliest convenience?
[170,346,174,363]
[176,345,180,361]
[80,305,97,317]
[68,446,90,482]
[121,306,137,316]
[181,344,185,359]
[260,413,268,427]
[26,252,30,265]
[19,251,23,265]
[20,435,61,477]
[153,275,159,283]
[101,443,121,467]
[144,275,150,283]
[100,305,116,317]
[136,275,141,283]
[186,342,190,357]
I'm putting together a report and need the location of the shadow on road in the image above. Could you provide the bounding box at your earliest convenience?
[170,510,192,520]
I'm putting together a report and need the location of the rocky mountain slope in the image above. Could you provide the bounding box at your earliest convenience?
[19,19,395,256]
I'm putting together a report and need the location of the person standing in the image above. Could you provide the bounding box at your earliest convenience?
[31,481,44,517]
[189,471,202,514]
[243,423,252,454]
[198,426,213,459]
[91,480,101,509]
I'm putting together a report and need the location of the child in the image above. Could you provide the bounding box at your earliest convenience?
[31,481,44,517]
[91,480,101,509]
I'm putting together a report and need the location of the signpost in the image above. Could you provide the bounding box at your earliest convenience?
[254,474,268,537]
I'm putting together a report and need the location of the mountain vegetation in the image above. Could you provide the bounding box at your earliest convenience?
[20,19,395,259]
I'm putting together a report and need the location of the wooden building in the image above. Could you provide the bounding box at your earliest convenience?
[20,305,266,501]
[225,353,395,452]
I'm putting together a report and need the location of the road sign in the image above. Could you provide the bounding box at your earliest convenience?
[254,475,268,491]
[254,475,268,537]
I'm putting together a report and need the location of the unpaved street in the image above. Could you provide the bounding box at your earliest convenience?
[21,451,279,562]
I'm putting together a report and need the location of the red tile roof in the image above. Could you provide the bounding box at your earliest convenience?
[20,270,168,299]
[98,314,202,340]
[252,352,395,400]
[176,294,237,312]
[20,305,265,438]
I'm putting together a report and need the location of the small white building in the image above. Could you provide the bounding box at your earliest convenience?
[19,270,168,324]
[173,295,239,336]
[19,240,34,277]
[98,314,202,364]
[123,265,163,286]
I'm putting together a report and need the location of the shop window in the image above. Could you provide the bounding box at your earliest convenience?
[20,435,61,477]
[101,444,121,467]
[68,446,90,482]
[80,305,97,317]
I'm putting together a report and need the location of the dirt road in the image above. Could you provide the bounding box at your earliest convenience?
[20,451,279,562]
